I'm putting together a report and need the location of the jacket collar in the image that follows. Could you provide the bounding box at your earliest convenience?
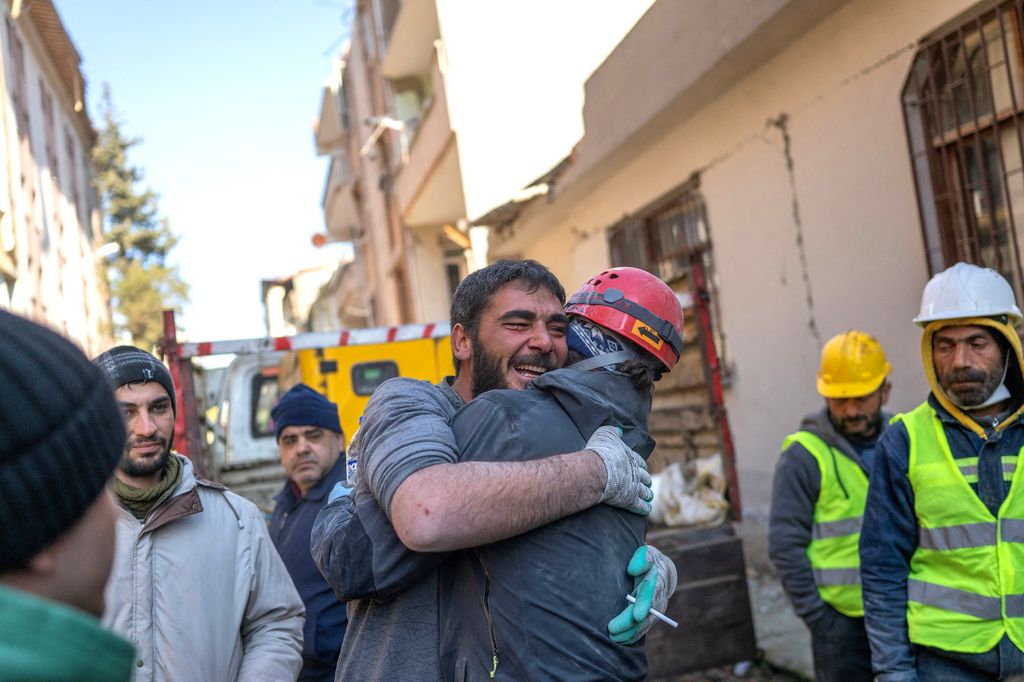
[531,367,656,457]
[131,455,203,536]
[928,392,1024,433]
[172,452,197,495]
[438,376,465,410]
[141,487,203,535]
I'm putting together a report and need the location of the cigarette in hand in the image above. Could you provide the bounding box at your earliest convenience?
[625,594,678,628]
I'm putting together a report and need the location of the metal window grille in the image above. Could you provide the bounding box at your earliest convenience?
[904,0,1024,303]
[607,179,743,517]
[607,178,729,371]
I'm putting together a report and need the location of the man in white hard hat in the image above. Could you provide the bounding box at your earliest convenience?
[861,262,1024,681]
[770,330,892,682]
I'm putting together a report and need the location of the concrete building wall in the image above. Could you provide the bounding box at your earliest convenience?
[261,262,341,336]
[435,0,656,221]
[490,0,978,518]
[406,224,451,322]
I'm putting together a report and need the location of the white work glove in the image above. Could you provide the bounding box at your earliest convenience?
[586,425,653,515]
[608,544,678,644]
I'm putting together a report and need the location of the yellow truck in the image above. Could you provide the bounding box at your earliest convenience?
[160,310,453,512]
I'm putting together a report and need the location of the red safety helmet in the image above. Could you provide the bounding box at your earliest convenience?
[564,267,684,371]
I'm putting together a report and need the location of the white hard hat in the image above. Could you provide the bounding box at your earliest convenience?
[914,262,1022,326]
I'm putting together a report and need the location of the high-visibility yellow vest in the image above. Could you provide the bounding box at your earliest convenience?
[782,431,868,617]
[901,402,1024,653]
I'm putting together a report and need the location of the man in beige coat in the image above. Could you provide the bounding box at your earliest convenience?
[95,345,304,681]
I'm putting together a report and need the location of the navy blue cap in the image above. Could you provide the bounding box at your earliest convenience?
[271,384,342,440]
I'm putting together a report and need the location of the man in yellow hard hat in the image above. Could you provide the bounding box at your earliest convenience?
[769,330,892,682]
[862,262,1024,681]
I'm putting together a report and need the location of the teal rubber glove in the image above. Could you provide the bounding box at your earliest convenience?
[587,425,654,515]
[327,482,354,504]
[608,544,678,644]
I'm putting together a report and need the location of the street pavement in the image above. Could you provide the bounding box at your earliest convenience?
[747,574,812,680]
[737,517,813,680]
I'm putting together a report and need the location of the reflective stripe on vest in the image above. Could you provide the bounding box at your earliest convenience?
[781,430,868,617]
[901,402,1024,653]
[956,456,1018,483]
[814,567,861,586]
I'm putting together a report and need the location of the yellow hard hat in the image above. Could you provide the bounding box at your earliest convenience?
[816,330,892,398]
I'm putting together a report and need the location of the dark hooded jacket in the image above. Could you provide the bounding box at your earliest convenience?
[440,367,654,682]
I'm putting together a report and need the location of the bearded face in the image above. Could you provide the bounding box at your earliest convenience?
[461,283,568,398]
[470,336,558,396]
[932,326,1006,407]
[826,384,889,442]
[114,381,175,480]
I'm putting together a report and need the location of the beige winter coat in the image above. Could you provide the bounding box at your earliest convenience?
[103,455,305,681]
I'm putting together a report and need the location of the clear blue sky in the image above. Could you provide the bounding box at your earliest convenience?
[58,1,354,341]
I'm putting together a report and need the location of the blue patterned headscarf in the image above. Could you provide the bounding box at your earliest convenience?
[567,318,627,371]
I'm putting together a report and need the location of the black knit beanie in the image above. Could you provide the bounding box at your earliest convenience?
[93,345,176,414]
[0,310,125,571]
[271,383,342,441]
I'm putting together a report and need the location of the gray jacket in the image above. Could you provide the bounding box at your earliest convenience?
[767,408,886,627]
[103,455,305,681]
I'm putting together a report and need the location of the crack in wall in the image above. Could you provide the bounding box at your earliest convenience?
[769,112,820,345]
[839,43,916,87]
[652,36,915,183]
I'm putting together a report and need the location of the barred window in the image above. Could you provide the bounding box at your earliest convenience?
[903,0,1024,301]
[607,176,730,374]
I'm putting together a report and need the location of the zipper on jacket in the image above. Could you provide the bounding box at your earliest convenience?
[477,552,500,679]
[827,446,849,499]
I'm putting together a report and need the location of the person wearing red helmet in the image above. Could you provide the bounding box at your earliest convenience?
[438,266,683,681]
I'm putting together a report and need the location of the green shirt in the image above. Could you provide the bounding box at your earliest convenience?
[0,584,134,681]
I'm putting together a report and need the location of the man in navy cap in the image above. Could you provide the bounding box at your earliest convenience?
[270,384,350,682]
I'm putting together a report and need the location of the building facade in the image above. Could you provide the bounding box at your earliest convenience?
[313,0,655,326]
[261,262,345,337]
[480,0,1010,529]
[0,0,109,354]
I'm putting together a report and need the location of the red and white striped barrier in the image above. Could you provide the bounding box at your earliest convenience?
[177,321,451,358]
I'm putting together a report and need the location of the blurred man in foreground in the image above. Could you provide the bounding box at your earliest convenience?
[0,310,134,681]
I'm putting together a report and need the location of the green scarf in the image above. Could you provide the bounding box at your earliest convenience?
[113,453,183,520]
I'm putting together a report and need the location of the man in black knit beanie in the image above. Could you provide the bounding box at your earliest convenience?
[94,344,305,681]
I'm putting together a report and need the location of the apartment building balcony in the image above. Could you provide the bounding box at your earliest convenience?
[322,150,358,242]
[393,55,464,228]
[380,0,439,81]
[314,71,349,155]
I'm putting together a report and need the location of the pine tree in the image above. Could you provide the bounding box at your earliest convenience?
[93,85,188,349]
